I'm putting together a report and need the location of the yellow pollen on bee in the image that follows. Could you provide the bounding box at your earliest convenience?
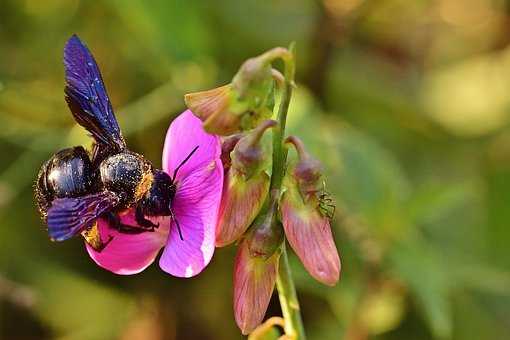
[134,170,154,201]
[82,222,102,250]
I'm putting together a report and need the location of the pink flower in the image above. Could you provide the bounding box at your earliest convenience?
[233,238,280,335]
[85,110,223,277]
[216,120,275,247]
[233,193,283,334]
[280,136,340,286]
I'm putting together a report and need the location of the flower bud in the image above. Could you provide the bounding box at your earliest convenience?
[232,120,276,178]
[246,192,284,259]
[231,55,272,104]
[233,198,283,335]
[216,172,270,247]
[184,84,241,135]
[216,121,275,247]
[280,136,341,286]
[220,133,243,172]
[232,48,290,101]
[234,242,280,335]
[286,136,323,200]
[185,48,290,135]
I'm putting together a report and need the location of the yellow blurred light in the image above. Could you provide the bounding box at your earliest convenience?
[423,47,510,136]
[324,0,364,16]
[438,0,497,27]
[120,296,167,340]
[359,282,406,335]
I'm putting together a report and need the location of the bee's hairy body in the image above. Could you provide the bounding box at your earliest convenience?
[36,146,175,230]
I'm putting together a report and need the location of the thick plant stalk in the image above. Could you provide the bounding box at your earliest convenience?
[269,45,306,340]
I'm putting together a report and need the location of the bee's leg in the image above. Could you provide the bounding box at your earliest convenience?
[82,223,114,252]
[92,235,114,252]
[134,206,159,231]
[105,212,146,234]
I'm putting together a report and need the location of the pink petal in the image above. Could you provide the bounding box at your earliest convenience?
[163,110,221,181]
[86,210,168,275]
[233,238,279,335]
[216,170,269,247]
[159,110,223,277]
[281,198,341,286]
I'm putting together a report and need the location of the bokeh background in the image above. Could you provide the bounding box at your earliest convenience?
[1,0,510,339]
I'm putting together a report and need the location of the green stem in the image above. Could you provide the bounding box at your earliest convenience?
[269,45,306,339]
[276,243,306,339]
[269,44,294,193]
[269,78,292,192]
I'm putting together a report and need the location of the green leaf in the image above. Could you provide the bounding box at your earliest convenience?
[30,264,135,340]
[388,240,452,339]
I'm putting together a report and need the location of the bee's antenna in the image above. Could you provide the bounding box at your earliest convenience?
[170,208,184,240]
[172,145,199,181]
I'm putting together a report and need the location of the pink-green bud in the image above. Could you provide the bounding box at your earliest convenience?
[185,48,290,136]
[216,171,270,247]
[185,84,242,135]
[221,134,243,172]
[234,239,280,335]
[216,121,275,247]
[184,84,230,121]
[280,136,341,286]
[232,48,291,103]
[232,57,272,104]
[232,120,276,178]
[246,192,284,259]
[230,49,290,132]
[233,197,283,335]
[285,136,323,200]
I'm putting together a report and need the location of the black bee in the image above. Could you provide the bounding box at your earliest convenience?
[35,35,196,251]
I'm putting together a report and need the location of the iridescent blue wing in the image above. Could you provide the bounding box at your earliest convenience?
[47,191,119,241]
[64,35,125,152]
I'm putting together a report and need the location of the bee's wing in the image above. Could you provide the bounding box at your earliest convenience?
[64,35,126,153]
[90,141,114,168]
[47,191,119,241]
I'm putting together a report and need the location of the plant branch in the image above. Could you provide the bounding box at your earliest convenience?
[277,243,306,339]
[267,44,306,340]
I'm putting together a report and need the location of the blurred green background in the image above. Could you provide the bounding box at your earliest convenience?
[1,0,510,339]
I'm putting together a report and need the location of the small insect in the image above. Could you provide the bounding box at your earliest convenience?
[35,35,196,251]
[318,181,336,220]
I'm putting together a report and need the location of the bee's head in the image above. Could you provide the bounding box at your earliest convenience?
[140,170,175,217]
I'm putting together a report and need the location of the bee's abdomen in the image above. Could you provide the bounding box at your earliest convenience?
[47,147,94,197]
[35,146,95,219]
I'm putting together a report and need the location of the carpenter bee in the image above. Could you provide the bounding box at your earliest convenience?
[35,35,195,251]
